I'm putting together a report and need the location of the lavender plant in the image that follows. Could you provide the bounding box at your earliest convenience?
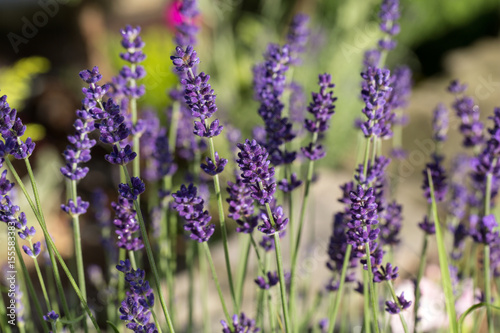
[2,1,500,333]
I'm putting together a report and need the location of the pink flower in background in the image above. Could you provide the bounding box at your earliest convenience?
[164,1,183,30]
[163,0,200,31]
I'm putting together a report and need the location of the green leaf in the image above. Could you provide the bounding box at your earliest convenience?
[107,321,121,333]
[458,302,500,333]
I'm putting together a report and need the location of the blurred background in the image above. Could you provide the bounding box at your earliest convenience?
[0,0,500,330]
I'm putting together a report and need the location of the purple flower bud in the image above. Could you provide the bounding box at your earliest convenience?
[255,271,279,290]
[201,152,227,176]
[118,177,146,201]
[105,144,137,165]
[258,205,288,235]
[418,216,435,235]
[43,310,59,322]
[221,313,260,333]
[61,196,90,216]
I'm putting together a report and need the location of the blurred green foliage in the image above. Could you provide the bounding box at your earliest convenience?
[105,0,497,169]
[0,56,49,141]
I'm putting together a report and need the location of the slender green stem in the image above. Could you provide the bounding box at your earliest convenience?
[6,159,99,331]
[128,250,138,270]
[236,235,252,306]
[413,234,428,333]
[71,213,88,333]
[202,242,231,324]
[249,233,266,274]
[363,270,371,333]
[365,241,380,333]
[15,158,76,333]
[32,257,51,310]
[186,241,195,333]
[386,280,409,333]
[120,165,175,332]
[427,168,458,333]
[327,244,353,333]
[198,242,210,333]
[484,172,494,333]
[205,119,238,313]
[15,242,50,332]
[290,134,316,327]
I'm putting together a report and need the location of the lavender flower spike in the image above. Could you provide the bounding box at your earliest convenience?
[236,139,276,205]
[0,95,35,160]
[433,103,449,142]
[359,67,393,139]
[302,73,337,161]
[378,0,401,50]
[221,313,260,333]
[171,184,215,242]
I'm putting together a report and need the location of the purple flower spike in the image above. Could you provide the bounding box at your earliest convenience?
[373,262,399,282]
[278,173,303,193]
[61,196,90,216]
[449,80,484,148]
[194,119,223,138]
[174,0,200,47]
[113,197,143,251]
[0,95,35,160]
[346,186,379,250]
[116,259,158,332]
[226,177,258,234]
[79,66,102,84]
[471,214,499,245]
[236,139,276,205]
[286,13,309,64]
[258,205,289,235]
[422,154,447,203]
[385,292,412,314]
[105,144,137,165]
[418,215,435,235]
[433,103,449,142]
[23,242,41,258]
[43,310,59,322]
[302,73,336,161]
[171,184,215,242]
[221,313,260,333]
[118,177,146,201]
[255,271,279,290]
[0,170,14,195]
[378,0,400,50]
[201,152,228,176]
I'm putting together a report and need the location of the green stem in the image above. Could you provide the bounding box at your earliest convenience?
[427,168,458,333]
[202,242,231,324]
[236,235,252,306]
[205,119,238,313]
[386,280,409,333]
[120,165,175,332]
[186,241,195,333]
[264,202,291,332]
[327,244,353,333]
[128,250,138,270]
[365,241,380,333]
[413,234,429,333]
[70,206,88,333]
[13,158,77,333]
[290,133,317,327]
[15,242,50,332]
[363,270,371,333]
[198,242,210,333]
[32,257,51,311]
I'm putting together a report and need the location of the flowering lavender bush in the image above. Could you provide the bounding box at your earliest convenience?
[1,1,500,333]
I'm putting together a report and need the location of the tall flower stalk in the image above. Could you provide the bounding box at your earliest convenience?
[170,45,238,313]
[290,73,336,324]
[236,139,291,331]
